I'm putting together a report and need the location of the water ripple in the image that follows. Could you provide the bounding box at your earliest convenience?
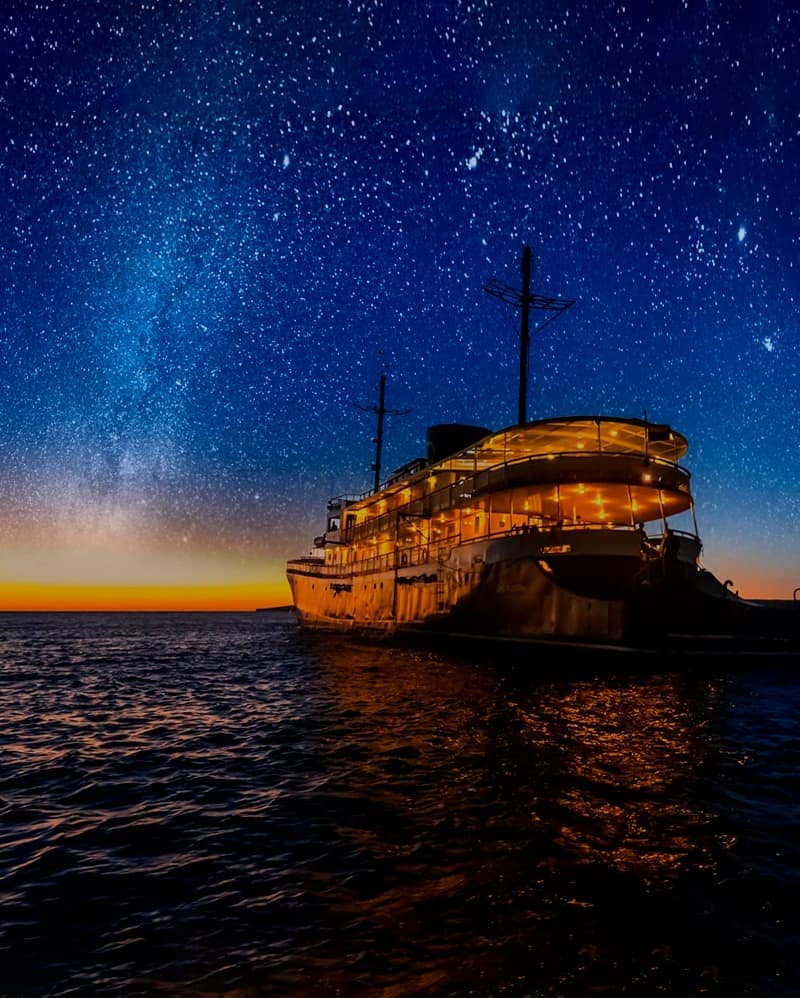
[1,613,800,994]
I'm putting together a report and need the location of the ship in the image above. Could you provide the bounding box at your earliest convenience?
[287,249,800,655]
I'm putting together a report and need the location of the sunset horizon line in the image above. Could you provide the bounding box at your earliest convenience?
[0,581,293,613]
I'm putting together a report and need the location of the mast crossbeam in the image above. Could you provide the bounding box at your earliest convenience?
[484,280,574,313]
[484,247,575,425]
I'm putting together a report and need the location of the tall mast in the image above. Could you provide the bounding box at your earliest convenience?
[373,373,386,493]
[519,246,532,425]
[485,246,575,425]
[356,372,411,492]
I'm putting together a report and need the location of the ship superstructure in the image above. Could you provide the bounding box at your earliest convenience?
[287,415,704,642]
[286,248,800,651]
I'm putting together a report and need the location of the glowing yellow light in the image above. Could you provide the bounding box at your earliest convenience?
[578,484,585,494]
[610,429,619,437]
[643,473,653,483]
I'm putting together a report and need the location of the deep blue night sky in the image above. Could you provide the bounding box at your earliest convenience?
[2,0,798,605]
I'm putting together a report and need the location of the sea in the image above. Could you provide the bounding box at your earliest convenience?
[2,612,800,996]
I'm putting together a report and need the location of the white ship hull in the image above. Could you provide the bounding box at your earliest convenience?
[288,532,629,642]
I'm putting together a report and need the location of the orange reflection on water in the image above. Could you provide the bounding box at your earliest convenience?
[312,640,724,887]
[516,675,722,882]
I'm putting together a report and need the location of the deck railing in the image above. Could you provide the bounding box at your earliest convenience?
[340,449,691,546]
[287,522,701,580]
[327,449,691,517]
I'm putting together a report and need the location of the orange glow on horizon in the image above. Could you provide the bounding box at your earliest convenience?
[0,580,292,612]
[710,568,798,602]
[0,533,294,611]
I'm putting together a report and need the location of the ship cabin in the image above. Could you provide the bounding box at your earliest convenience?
[315,416,698,580]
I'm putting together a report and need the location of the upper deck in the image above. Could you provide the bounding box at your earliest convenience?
[337,417,689,511]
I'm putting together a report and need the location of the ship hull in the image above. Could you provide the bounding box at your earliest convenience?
[287,535,800,654]
[288,535,629,643]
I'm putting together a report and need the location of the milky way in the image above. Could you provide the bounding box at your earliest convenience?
[2,1,799,604]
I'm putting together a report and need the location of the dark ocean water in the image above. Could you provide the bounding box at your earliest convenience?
[2,613,800,996]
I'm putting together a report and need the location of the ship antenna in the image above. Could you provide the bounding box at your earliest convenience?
[356,372,411,492]
[485,246,575,424]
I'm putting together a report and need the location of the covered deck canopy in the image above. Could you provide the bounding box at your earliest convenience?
[433,416,688,474]
[343,415,690,522]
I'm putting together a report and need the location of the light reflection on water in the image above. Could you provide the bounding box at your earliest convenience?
[314,639,722,879]
[1,613,799,995]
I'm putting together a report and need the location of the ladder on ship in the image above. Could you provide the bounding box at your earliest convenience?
[435,546,451,611]
[435,574,446,612]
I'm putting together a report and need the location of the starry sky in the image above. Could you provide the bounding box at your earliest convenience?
[2,0,798,608]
